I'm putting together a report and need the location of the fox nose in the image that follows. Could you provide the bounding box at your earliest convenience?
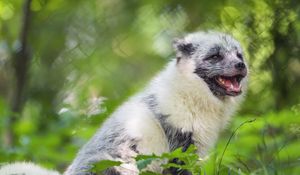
[235,62,246,70]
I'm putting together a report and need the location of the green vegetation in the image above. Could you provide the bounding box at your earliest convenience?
[0,0,299,174]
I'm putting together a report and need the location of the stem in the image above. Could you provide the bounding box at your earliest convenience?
[217,119,256,175]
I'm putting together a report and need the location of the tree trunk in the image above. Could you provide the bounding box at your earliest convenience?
[4,0,32,147]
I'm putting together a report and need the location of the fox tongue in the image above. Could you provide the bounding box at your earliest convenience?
[222,77,240,92]
[217,76,241,92]
[224,79,232,88]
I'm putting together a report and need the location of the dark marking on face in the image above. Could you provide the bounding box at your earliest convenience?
[177,43,195,55]
[194,65,228,97]
[203,46,224,64]
[205,45,221,58]
[176,43,196,63]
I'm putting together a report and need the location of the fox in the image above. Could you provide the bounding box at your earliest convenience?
[65,31,248,175]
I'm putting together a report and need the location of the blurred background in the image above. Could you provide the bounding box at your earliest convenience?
[0,0,299,174]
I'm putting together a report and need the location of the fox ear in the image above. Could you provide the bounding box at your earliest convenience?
[172,38,195,56]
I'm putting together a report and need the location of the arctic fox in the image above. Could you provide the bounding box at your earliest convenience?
[65,31,248,175]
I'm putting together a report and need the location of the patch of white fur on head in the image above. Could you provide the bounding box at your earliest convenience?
[176,56,196,76]
[175,58,218,104]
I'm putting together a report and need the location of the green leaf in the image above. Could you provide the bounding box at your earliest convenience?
[91,160,122,173]
[137,158,157,171]
[135,154,160,161]
[162,162,183,169]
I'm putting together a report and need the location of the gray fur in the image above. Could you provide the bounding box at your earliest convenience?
[65,31,248,175]
[65,122,139,175]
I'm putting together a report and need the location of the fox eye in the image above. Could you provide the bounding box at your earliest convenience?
[206,54,223,61]
[237,52,243,60]
[211,54,222,59]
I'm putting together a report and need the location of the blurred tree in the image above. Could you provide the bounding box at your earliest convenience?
[6,0,32,147]
[267,1,300,109]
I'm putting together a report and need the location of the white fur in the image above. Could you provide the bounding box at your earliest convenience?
[65,31,248,175]
[0,162,60,175]
[123,59,246,157]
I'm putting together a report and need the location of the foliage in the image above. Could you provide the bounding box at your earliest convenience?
[90,145,202,174]
[136,145,202,174]
[0,0,299,174]
[80,109,300,174]
[204,109,300,175]
[91,160,122,174]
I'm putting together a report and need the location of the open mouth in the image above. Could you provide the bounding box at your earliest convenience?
[214,75,244,96]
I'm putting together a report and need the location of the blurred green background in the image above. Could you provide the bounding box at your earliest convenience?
[0,0,299,174]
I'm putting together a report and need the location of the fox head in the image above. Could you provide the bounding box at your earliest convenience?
[173,31,248,98]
